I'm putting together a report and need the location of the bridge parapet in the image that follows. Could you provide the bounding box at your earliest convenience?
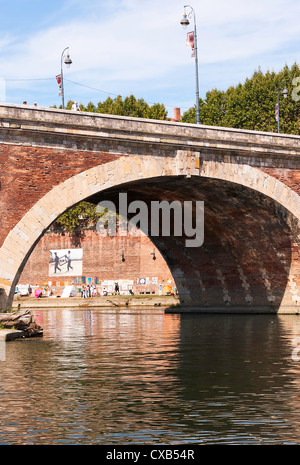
[0,103,300,164]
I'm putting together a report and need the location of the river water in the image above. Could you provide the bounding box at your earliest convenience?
[1,308,300,445]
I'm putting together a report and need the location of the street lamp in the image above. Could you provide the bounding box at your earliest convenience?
[276,82,288,133]
[61,47,72,109]
[180,5,200,124]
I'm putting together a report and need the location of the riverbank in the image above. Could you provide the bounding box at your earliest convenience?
[12,294,179,309]
[0,309,43,342]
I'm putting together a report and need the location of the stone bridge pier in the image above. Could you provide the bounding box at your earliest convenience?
[1,103,300,312]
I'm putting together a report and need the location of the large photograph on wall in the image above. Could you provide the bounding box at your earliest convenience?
[49,248,83,277]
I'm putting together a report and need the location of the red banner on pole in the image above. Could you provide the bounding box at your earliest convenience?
[56,74,62,97]
[186,32,195,57]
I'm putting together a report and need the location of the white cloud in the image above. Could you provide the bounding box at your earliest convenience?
[1,0,300,107]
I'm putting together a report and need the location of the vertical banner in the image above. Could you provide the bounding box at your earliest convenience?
[186,31,195,57]
[56,74,62,96]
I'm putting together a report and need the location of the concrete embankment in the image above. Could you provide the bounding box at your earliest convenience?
[12,295,179,309]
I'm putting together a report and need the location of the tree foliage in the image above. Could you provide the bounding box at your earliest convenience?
[55,201,119,234]
[55,201,102,232]
[182,63,300,135]
[65,94,168,120]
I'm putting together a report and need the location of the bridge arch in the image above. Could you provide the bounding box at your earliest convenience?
[1,152,300,311]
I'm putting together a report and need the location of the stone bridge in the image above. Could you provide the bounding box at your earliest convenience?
[1,102,300,313]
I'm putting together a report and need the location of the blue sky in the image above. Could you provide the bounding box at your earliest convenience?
[1,0,300,117]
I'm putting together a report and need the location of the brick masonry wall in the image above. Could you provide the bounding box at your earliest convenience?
[261,168,300,196]
[0,144,122,248]
[18,228,174,295]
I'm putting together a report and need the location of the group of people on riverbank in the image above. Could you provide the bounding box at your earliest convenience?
[80,282,129,298]
[81,285,97,298]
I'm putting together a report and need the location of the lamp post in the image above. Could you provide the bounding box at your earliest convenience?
[61,47,72,109]
[180,5,200,124]
[276,83,288,133]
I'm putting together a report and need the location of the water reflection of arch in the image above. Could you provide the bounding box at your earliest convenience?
[176,314,300,443]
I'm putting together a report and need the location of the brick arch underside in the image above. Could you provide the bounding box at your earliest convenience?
[1,155,300,312]
[100,176,297,310]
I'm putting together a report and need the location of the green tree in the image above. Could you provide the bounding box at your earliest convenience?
[79,94,168,120]
[182,63,300,134]
[55,201,102,232]
[55,94,168,120]
[55,201,120,233]
[84,101,97,112]
[201,89,227,127]
[148,102,168,120]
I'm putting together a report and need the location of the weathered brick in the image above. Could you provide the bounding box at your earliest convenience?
[1,103,300,312]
